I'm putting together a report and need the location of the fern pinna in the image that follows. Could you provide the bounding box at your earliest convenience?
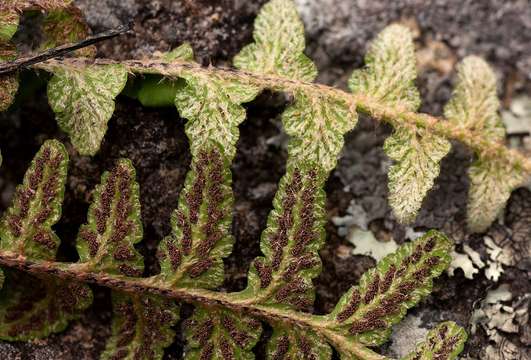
[1,0,529,358]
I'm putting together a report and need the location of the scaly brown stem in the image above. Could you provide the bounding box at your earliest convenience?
[0,250,386,360]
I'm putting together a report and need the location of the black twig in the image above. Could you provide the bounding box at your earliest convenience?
[0,22,132,75]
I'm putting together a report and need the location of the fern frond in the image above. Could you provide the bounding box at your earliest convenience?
[235,164,326,310]
[233,0,316,81]
[41,4,95,57]
[183,305,262,360]
[0,31,18,112]
[47,63,128,155]
[157,143,235,288]
[324,231,451,347]
[349,24,420,111]
[0,270,92,340]
[0,140,67,260]
[101,292,179,360]
[0,141,91,340]
[283,90,358,171]
[402,321,467,360]
[0,6,19,42]
[0,42,18,112]
[266,325,331,360]
[384,127,451,223]
[75,159,144,276]
[0,1,520,358]
[444,56,504,141]
[445,56,527,232]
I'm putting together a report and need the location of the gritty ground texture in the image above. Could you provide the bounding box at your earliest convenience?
[0,0,530,359]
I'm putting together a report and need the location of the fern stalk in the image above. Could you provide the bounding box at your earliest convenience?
[35,58,531,175]
[0,250,386,359]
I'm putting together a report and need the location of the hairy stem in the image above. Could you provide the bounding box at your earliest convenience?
[0,250,386,360]
[35,58,531,175]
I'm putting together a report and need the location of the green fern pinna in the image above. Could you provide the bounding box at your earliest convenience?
[0,0,528,358]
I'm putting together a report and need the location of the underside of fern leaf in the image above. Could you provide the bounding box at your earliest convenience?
[3,0,531,358]
[402,321,467,360]
[0,140,92,339]
[75,159,144,276]
[101,292,179,360]
[444,56,527,232]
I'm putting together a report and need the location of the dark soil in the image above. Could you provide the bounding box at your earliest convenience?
[0,0,529,359]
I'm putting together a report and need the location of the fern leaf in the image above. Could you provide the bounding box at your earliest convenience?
[402,321,467,360]
[466,158,526,233]
[235,163,326,310]
[175,72,260,160]
[283,90,358,171]
[266,325,331,360]
[349,24,420,111]
[0,270,92,340]
[157,143,234,288]
[75,159,144,276]
[384,127,450,223]
[444,56,504,141]
[325,230,451,346]
[47,63,128,155]
[444,56,526,232]
[233,0,317,82]
[0,140,92,340]
[0,71,18,112]
[101,291,179,360]
[183,305,261,360]
[0,140,67,260]
[0,42,18,112]
[0,6,18,42]
[41,5,95,57]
